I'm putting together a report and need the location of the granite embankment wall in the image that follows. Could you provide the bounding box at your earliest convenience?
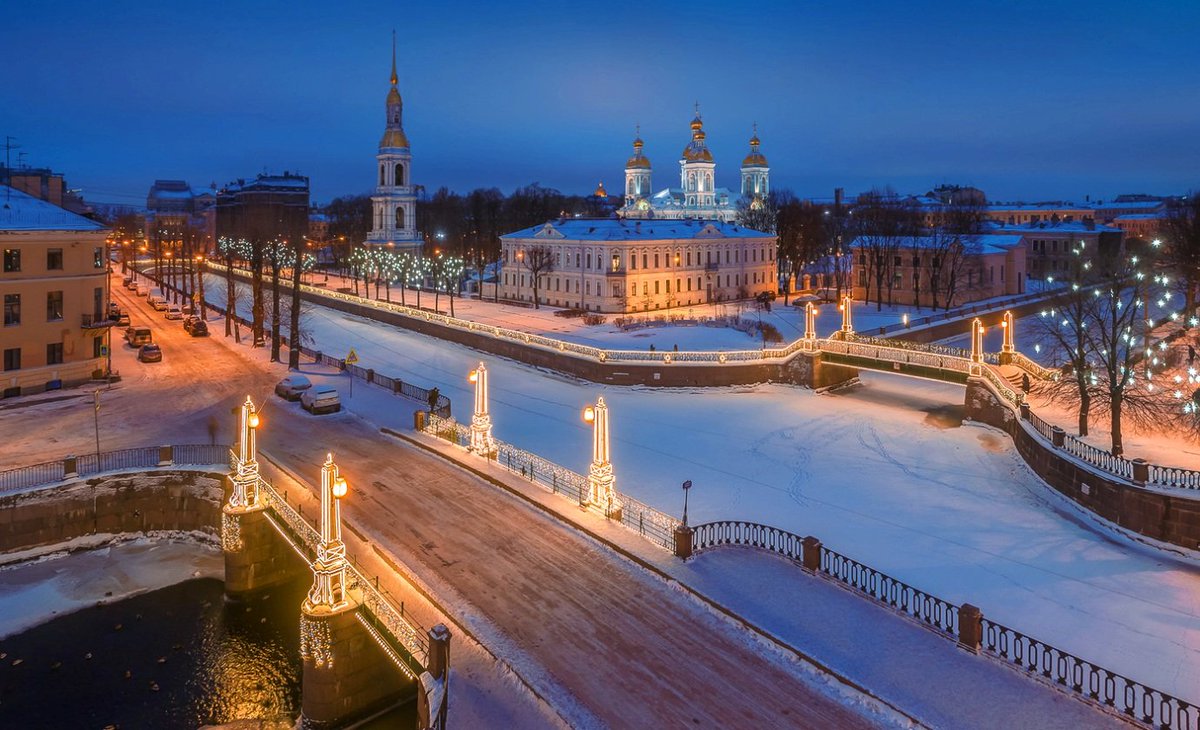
[965,379,1200,552]
[0,471,224,555]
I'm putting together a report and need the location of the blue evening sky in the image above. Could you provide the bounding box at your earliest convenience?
[5,0,1199,206]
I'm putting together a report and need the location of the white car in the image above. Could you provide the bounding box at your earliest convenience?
[164,304,183,320]
[275,374,313,401]
[300,385,341,414]
[149,295,168,311]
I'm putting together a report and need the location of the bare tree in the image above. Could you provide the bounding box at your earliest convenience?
[1161,193,1200,314]
[519,246,555,309]
[853,189,919,310]
[1032,247,1096,436]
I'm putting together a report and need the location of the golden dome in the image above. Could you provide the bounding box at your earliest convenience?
[380,128,409,148]
[742,152,768,167]
[386,86,401,105]
[594,181,607,197]
[626,133,650,169]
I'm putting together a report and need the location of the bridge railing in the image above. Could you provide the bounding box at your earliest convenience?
[0,443,231,495]
[822,337,974,374]
[420,414,680,551]
[689,520,1198,729]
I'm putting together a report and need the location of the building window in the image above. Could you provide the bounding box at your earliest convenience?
[94,247,104,268]
[47,248,64,270]
[611,253,620,272]
[3,248,19,272]
[46,342,64,365]
[395,207,405,229]
[93,336,103,358]
[654,281,660,294]
[3,293,19,326]
[395,163,405,186]
[47,290,64,321]
[642,253,647,269]
[654,253,660,269]
[3,348,19,371]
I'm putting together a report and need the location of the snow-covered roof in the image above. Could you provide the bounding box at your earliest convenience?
[1113,213,1164,220]
[850,234,1024,255]
[1093,201,1164,211]
[502,218,774,242]
[987,203,1090,212]
[986,220,1121,234]
[0,186,106,232]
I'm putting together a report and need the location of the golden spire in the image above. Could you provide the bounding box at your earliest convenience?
[390,30,398,86]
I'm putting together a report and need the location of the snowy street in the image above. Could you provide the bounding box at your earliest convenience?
[205,271,1200,704]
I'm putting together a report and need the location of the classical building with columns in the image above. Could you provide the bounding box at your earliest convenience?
[365,38,422,253]
[499,218,777,313]
[618,110,769,222]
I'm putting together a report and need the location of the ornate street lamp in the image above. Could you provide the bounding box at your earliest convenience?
[582,397,620,518]
[839,295,853,335]
[468,362,494,454]
[305,454,350,612]
[229,396,261,510]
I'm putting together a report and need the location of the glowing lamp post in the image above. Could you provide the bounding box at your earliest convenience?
[582,397,620,518]
[803,302,818,350]
[970,318,984,376]
[305,454,350,612]
[839,295,853,335]
[229,396,261,510]
[468,362,494,454]
[1001,310,1015,355]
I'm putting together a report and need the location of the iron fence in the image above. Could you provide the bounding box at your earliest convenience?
[1060,434,1135,481]
[980,618,1199,730]
[692,520,805,562]
[0,460,65,493]
[820,547,959,636]
[690,519,1197,728]
[77,446,160,475]
[1148,465,1200,490]
[172,444,233,465]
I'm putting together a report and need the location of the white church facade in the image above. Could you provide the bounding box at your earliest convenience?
[366,38,422,252]
[617,110,770,223]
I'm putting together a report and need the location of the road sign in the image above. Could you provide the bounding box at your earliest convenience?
[100,346,109,356]
[345,348,359,365]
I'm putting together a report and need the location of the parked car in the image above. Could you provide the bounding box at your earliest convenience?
[136,285,149,297]
[108,302,121,319]
[300,385,341,414]
[138,343,162,363]
[116,312,131,326]
[275,374,312,401]
[149,296,168,311]
[165,304,183,320]
[126,278,139,290]
[124,326,152,347]
[186,319,208,337]
[122,276,134,288]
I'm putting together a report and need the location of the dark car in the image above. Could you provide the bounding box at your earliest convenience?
[138,343,162,363]
[187,319,209,337]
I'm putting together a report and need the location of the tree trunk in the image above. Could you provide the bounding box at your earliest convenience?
[270,262,282,363]
[251,249,265,347]
[288,250,302,371]
[1109,391,1123,456]
[224,255,234,337]
[1077,388,1090,437]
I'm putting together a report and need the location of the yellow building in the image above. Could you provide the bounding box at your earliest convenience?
[0,186,110,396]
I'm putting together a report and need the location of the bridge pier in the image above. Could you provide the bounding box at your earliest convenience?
[300,602,412,729]
[783,351,859,391]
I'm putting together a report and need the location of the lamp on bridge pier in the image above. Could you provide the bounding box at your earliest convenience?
[229,395,261,511]
[840,295,853,335]
[1001,310,1015,355]
[305,453,350,613]
[582,397,620,519]
[970,318,985,376]
[468,362,494,454]
[803,302,818,350]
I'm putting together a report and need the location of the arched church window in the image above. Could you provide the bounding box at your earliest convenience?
[627,179,635,195]
[395,163,405,186]
[395,206,405,229]
[380,164,386,186]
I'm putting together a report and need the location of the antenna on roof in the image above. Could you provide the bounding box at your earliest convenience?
[2,135,20,207]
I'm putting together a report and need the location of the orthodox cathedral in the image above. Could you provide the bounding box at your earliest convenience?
[366,36,422,252]
[617,108,770,223]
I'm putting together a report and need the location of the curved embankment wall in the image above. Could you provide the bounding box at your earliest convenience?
[0,471,225,556]
[965,379,1200,552]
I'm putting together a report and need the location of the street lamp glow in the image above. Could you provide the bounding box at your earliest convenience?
[248,412,260,429]
[332,476,348,499]
[583,405,595,423]
[468,370,478,383]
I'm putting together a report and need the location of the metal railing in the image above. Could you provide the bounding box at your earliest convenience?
[689,519,1198,729]
[820,546,959,637]
[1148,465,1200,490]
[420,414,680,551]
[1060,434,1135,481]
[0,443,231,495]
[980,617,1199,729]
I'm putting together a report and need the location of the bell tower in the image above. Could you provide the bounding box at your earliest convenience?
[367,32,421,252]
[679,104,716,212]
[623,127,652,209]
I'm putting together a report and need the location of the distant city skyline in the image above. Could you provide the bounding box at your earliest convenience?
[6,0,1199,208]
